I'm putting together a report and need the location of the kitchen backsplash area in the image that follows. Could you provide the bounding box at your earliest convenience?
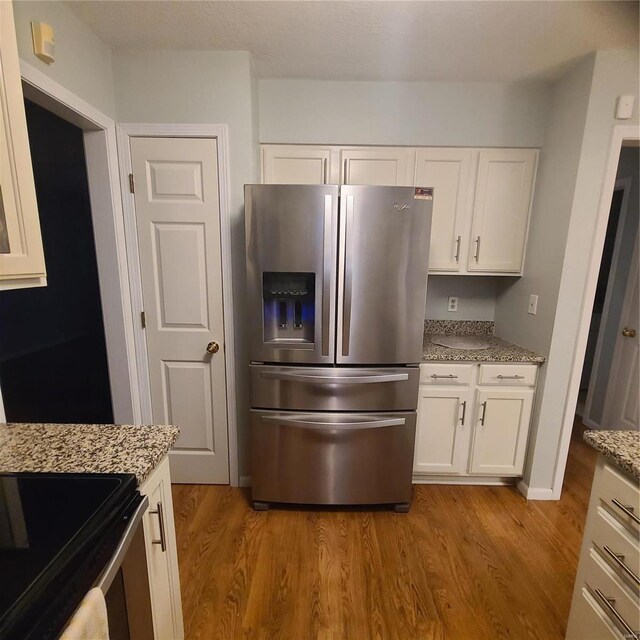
[424,276,499,321]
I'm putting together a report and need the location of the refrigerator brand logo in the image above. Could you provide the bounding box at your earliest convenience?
[393,202,411,211]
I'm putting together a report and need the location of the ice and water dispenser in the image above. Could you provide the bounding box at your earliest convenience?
[262,272,315,346]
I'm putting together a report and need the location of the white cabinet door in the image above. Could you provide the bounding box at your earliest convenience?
[414,386,473,474]
[262,145,332,184]
[414,148,472,272]
[0,2,46,285]
[467,149,537,273]
[140,457,185,640]
[341,147,413,186]
[469,388,534,475]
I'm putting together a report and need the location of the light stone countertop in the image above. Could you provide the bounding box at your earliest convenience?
[0,423,179,484]
[584,430,640,481]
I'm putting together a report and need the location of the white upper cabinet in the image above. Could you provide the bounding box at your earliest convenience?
[467,149,537,273]
[261,145,332,184]
[0,2,46,288]
[340,147,414,186]
[414,148,472,272]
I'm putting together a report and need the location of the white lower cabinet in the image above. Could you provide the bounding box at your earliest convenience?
[139,456,185,640]
[414,363,537,479]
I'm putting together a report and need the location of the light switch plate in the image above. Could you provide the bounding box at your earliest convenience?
[448,296,458,312]
[528,294,538,315]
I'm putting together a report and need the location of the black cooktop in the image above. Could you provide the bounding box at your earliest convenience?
[0,473,141,640]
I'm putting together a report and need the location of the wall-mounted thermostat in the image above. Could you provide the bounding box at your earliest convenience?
[31,21,55,64]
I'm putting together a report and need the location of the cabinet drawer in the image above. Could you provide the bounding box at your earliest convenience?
[478,364,537,386]
[583,547,640,633]
[566,587,625,640]
[420,363,474,385]
[592,507,639,589]
[599,463,640,534]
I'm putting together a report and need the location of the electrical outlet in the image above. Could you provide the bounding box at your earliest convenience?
[528,294,538,315]
[448,296,458,312]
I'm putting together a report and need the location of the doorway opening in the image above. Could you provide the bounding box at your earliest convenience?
[577,146,639,432]
[0,100,113,423]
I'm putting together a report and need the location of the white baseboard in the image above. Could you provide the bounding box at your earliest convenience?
[239,475,252,488]
[413,475,514,486]
[582,417,600,430]
[517,479,555,500]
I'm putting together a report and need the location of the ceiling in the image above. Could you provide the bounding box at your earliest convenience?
[67,1,639,82]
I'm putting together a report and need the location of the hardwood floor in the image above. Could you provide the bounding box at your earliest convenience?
[172,422,597,639]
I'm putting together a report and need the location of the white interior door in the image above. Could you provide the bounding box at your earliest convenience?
[604,236,639,430]
[130,136,229,484]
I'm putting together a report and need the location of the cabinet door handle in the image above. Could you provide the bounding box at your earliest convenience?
[602,545,640,586]
[479,401,487,425]
[611,498,640,526]
[593,588,637,639]
[474,236,481,262]
[459,400,467,425]
[430,374,459,379]
[496,374,525,380]
[149,501,167,552]
[454,235,461,263]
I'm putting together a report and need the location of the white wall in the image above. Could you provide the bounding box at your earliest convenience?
[589,147,639,425]
[112,50,261,476]
[259,79,551,147]
[496,51,640,492]
[12,1,116,117]
[426,276,498,321]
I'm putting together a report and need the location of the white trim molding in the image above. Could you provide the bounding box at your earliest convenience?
[550,124,640,501]
[116,123,239,487]
[517,479,554,501]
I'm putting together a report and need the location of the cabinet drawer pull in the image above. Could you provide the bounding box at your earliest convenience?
[430,374,459,379]
[459,400,467,426]
[479,401,487,425]
[611,498,640,526]
[496,374,525,380]
[149,501,167,552]
[593,588,638,639]
[602,544,640,586]
[454,235,461,263]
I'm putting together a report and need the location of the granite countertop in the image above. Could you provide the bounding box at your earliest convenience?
[584,430,640,480]
[421,319,546,364]
[0,423,180,484]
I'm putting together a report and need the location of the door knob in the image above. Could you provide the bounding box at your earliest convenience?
[206,341,220,354]
[622,327,636,338]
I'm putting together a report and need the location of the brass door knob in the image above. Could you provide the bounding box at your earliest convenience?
[206,341,220,354]
[622,327,636,338]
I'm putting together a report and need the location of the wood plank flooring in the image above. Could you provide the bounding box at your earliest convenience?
[172,422,597,639]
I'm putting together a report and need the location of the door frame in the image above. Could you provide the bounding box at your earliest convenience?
[551,125,639,500]
[601,232,639,427]
[0,60,142,424]
[583,177,633,427]
[116,123,238,486]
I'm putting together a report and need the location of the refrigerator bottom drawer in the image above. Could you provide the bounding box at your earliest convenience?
[250,410,416,506]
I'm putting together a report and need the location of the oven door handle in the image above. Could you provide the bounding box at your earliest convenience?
[260,415,406,430]
[259,371,409,384]
[95,495,149,594]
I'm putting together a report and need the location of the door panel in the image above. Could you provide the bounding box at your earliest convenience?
[262,145,332,185]
[469,389,533,475]
[251,409,416,505]
[341,148,413,186]
[337,185,431,364]
[414,387,472,474]
[245,185,339,364]
[468,149,537,273]
[250,364,420,411]
[131,136,229,484]
[414,148,472,272]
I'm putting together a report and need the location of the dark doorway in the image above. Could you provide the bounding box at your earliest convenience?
[0,100,113,423]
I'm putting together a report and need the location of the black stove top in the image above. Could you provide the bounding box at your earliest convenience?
[0,473,141,640]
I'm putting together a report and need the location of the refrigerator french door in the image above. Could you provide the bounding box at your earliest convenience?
[245,184,432,510]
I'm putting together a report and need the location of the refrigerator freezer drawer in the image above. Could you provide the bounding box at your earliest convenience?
[250,410,416,506]
[250,364,420,411]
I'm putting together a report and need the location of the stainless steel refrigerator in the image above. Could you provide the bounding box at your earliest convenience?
[245,184,432,511]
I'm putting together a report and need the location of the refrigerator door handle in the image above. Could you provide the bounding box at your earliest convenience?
[322,195,332,356]
[259,371,410,384]
[260,415,406,430]
[341,194,354,356]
